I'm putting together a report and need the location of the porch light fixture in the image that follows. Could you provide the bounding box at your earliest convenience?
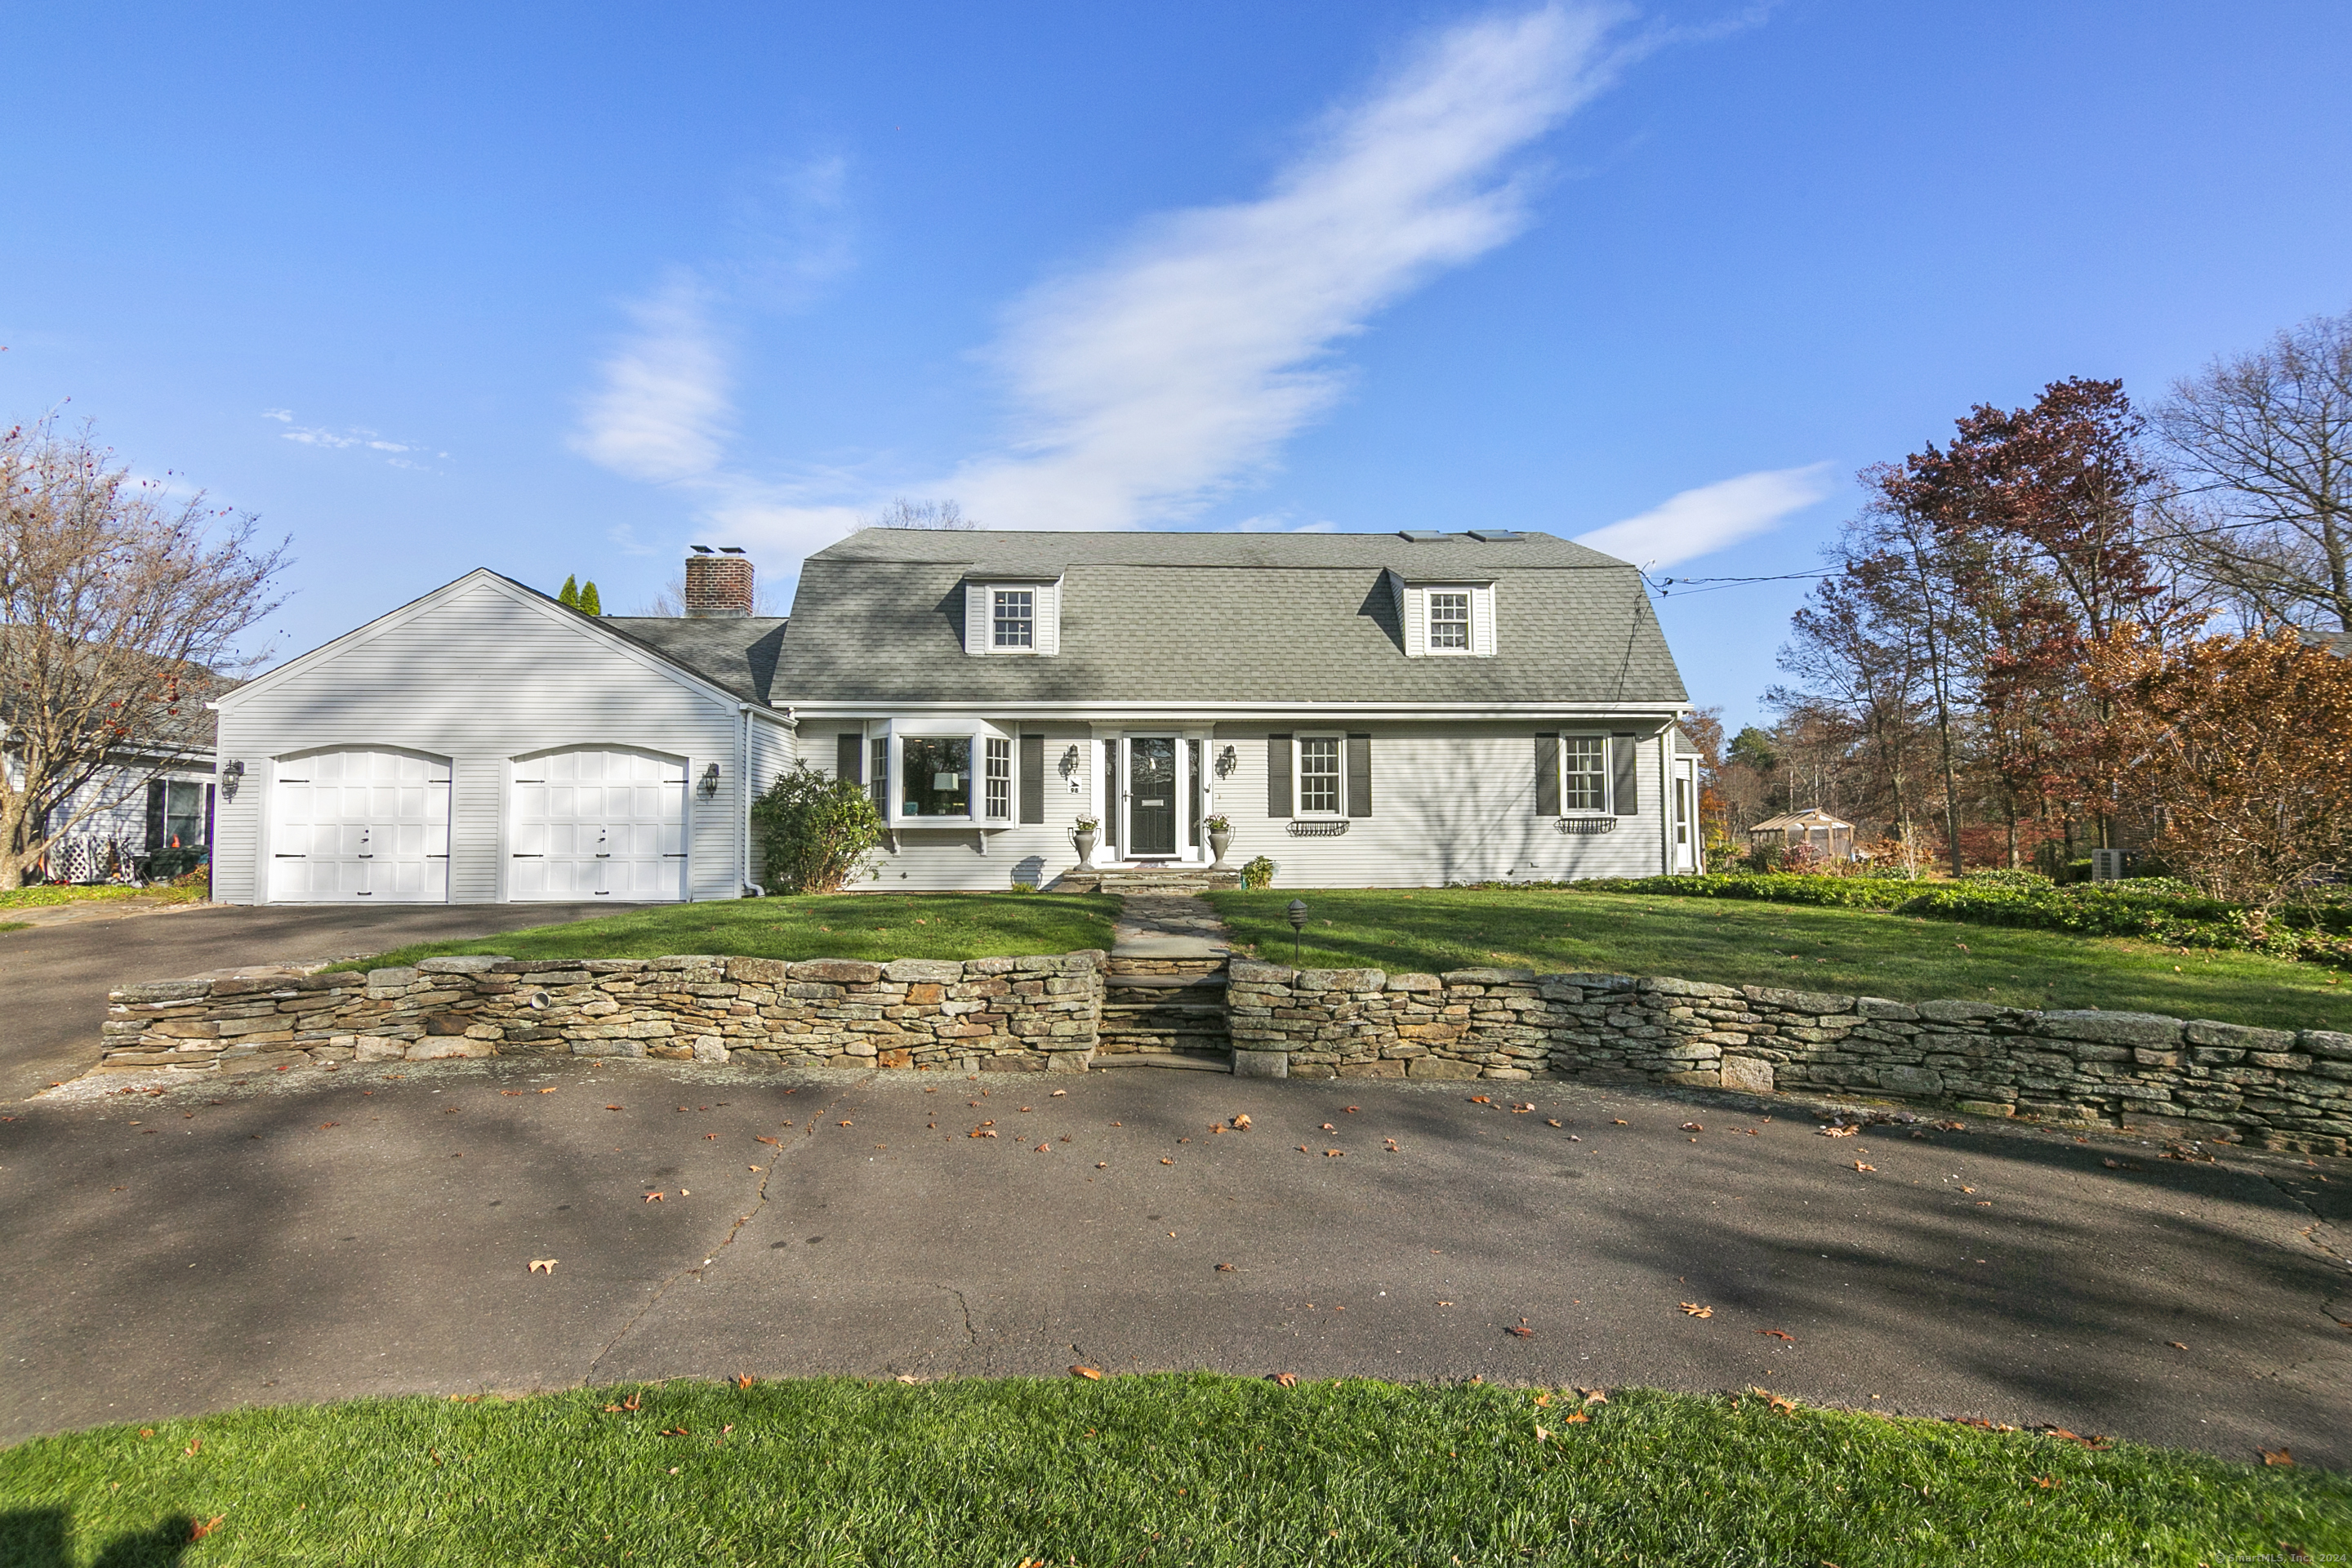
[1287,898,1308,963]
[699,763,720,797]
[1215,745,1236,779]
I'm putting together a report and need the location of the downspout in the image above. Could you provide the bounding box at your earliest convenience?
[737,704,753,897]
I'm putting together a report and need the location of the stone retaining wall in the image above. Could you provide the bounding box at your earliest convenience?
[1227,962,2351,1156]
[101,951,1107,1076]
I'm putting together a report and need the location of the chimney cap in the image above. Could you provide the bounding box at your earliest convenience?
[718,546,746,555]
[690,544,714,555]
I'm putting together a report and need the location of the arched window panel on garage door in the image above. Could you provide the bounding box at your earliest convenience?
[269,747,451,902]
[510,747,688,902]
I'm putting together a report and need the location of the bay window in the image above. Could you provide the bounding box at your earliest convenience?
[901,737,971,817]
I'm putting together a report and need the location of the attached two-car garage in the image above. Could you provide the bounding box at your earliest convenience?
[267,746,688,904]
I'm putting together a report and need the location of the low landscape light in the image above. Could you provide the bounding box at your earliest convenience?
[1287,898,1307,962]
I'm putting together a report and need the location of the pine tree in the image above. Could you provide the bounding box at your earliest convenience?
[579,581,602,616]
[558,575,580,608]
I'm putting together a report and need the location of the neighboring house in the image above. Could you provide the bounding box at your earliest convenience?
[33,750,217,883]
[1748,807,1857,862]
[207,529,1697,903]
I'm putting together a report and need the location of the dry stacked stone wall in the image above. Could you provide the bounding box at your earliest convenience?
[101,951,1107,1076]
[1227,961,2351,1156]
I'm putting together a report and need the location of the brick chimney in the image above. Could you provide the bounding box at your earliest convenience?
[684,546,754,617]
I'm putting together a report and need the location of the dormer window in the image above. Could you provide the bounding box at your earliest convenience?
[1393,578,1495,657]
[964,577,1061,655]
[992,590,1033,648]
[1427,592,1470,650]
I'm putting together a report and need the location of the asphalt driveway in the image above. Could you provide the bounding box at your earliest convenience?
[2,1062,2344,1468]
[0,903,619,1102]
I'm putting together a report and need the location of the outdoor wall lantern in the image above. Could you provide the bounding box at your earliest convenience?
[1061,744,1083,792]
[1216,745,1237,779]
[219,759,244,800]
[699,763,721,798]
[1287,898,1308,963]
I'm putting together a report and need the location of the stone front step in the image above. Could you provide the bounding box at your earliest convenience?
[1061,867,1243,893]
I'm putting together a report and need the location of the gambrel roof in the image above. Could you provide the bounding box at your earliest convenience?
[770,529,1686,708]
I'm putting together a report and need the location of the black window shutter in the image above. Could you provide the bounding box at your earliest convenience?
[145,781,167,852]
[1018,733,1045,823]
[203,784,216,853]
[836,733,862,784]
[1345,733,1371,817]
[1267,734,1293,818]
[1534,734,1559,816]
[1611,733,1639,817]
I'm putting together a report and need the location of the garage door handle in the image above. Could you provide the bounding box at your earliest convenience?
[357,853,374,859]
[594,853,611,858]
[511,853,541,858]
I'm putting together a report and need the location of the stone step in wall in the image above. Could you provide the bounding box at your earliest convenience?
[101,951,1107,1077]
[1095,960,1231,1060]
[1226,961,2352,1156]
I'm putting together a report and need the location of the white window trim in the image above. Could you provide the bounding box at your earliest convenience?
[878,719,1017,825]
[1559,733,1612,815]
[1294,732,1346,818]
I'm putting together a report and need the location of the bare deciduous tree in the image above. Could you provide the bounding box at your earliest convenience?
[871,497,977,531]
[2156,310,2352,633]
[0,417,288,889]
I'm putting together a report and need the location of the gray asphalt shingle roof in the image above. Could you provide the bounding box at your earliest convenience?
[767,528,1687,707]
[602,616,788,705]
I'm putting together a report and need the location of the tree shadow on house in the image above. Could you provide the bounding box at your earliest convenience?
[0,1508,194,1567]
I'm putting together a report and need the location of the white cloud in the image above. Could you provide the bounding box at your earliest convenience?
[943,4,1622,529]
[265,411,444,466]
[568,272,733,484]
[1573,462,1834,568]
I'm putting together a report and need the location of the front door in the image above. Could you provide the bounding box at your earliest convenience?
[1127,737,1177,856]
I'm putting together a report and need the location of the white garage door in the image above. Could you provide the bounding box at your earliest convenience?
[510,748,688,902]
[269,749,451,902]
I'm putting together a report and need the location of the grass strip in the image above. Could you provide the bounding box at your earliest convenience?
[0,1376,2341,1566]
[0,883,206,913]
[1205,888,2352,1033]
[331,891,1123,972]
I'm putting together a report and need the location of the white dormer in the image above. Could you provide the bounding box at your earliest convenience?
[1391,575,1496,657]
[964,576,1062,656]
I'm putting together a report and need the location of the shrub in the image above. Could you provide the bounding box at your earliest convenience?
[1894,881,2352,965]
[1958,868,2053,891]
[749,764,884,894]
[1534,874,1918,910]
[1239,855,1277,890]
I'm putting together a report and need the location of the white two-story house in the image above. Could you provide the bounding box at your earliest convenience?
[206,529,1699,903]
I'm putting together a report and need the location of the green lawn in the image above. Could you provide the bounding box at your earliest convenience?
[335,892,1123,972]
[0,881,206,913]
[1,1376,2340,1566]
[1206,889,2352,1034]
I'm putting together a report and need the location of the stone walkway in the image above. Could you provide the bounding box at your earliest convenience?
[1110,893,1233,962]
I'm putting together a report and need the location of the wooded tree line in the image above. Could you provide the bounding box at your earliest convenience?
[1709,308,2352,906]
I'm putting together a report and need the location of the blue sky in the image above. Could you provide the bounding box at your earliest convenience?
[5,2,2347,728]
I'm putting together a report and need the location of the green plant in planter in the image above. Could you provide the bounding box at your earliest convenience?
[1240,854,1276,890]
[749,764,884,894]
[1204,814,1232,834]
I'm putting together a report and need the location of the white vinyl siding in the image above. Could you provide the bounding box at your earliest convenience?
[211,574,758,905]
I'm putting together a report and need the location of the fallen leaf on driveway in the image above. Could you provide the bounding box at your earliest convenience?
[970,1129,998,1138]
[1070,1365,1102,1380]
[1682,1122,1704,1132]
[705,1133,719,1140]
[644,1192,664,1203]
[2102,1158,2144,1170]
[1757,1329,1793,1342]
[1051,1089,1067,1097]
[1513,1103,1535,1113]
[501,1089,525,1097]
[838,1120,853,1128]
[1231,1114,1251,1129]
[1506,1325,1534,1338]
[605,1105,623,1111]
[1852,1161,1877,1172]
[1679,1303,1713,1318]
[1034,1144,1050,1153]
[2261,1447,2294,1466]
[528,1259,558,1274]
[1095,1161,1107,1169]
[1547,1119,1562,1127]
[1216,1263,1236,1272]
[538,1087,557,1094]
[1321,1122,1337,1131]
[1611,1119,1628,1125]
[755,1135,780,1146]
[1820,1125,1858,1138]
[2168,1341,2189,1350]
[1468,1095,1490,1104]
[1160,1157,1174,1165]
[1324,1148,1346,1158]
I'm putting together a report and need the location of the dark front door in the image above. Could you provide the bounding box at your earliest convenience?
[1128,737,1177,856]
